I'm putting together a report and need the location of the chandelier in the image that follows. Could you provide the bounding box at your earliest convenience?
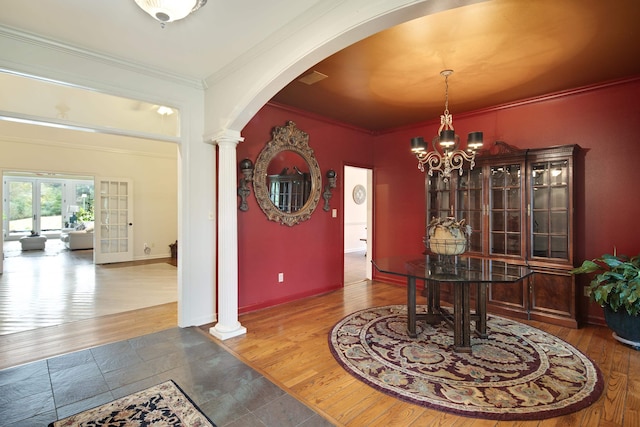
[410,70,483,181]
[134,0,207,26]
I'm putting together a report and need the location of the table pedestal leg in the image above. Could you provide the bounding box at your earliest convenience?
[477,282,488,338]
[407,276,417,338]
[453,282,472,352]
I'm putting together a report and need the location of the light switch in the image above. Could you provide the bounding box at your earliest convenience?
[332,209,337,218]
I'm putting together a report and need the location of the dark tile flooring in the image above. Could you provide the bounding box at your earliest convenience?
[0,327,335,426]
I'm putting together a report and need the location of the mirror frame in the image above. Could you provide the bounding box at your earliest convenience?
[253,121,322,226]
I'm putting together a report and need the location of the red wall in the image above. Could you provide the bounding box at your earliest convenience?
[372,77,640,323]
[238,78,640,324]
[237,104,374,313]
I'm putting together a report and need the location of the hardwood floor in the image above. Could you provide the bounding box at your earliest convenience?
[0,239,177,335]
[209,282,639,427]
[344,250,367,285]
[0,247,637,426]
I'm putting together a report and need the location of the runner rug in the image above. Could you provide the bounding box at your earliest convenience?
[48,380,216,427]
[328,305,603,420]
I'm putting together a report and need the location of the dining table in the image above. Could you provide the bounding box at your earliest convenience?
[372,255,534,352]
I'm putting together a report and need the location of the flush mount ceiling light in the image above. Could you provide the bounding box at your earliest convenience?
[156,106,174,116]
[134,0,207,26]
[410,70,483,182]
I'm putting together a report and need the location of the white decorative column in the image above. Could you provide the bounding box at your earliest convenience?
[209,129,247,340]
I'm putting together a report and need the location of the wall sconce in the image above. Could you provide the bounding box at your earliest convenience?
[238,158,254,211]
[323,169,337,212]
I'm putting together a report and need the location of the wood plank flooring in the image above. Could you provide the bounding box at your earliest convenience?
[0,246,637,426]
[208,281,639,427]
[0,239,177,335]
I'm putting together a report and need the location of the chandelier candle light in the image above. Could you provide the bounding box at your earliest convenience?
[411,70,483,181]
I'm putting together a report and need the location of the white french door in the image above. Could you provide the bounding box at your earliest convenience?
[94,177,133,264]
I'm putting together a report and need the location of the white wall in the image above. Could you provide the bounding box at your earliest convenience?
[344,166,368,253]
[0,125,177,260]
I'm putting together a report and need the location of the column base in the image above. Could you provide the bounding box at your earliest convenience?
[209,323,247,340]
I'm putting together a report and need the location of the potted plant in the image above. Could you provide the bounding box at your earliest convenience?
[426,216,472,255]
[571,253,640,348]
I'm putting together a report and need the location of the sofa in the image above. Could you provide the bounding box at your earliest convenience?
[61,223,94,250]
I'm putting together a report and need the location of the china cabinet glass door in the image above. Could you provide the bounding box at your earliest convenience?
[456,168,483,253]
[489,164,523,256]
[427,175,451,220]
[530,159,570,260]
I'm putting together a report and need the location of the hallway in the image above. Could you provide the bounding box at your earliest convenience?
[344,250,367,285]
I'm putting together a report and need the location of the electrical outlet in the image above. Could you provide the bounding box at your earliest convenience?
[278,272,284,283]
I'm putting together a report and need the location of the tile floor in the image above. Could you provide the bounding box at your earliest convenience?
[0,327,333,427]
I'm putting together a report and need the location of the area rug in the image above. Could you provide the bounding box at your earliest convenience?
[49,380,216,427]
[329,305,603,420]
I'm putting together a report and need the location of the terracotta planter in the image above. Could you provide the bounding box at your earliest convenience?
[429,228,467,255]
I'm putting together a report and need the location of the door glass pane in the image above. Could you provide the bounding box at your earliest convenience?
[533,188,549,209]
[492,212,505,231]
[491,189,504,209]
[457,168,483,253]
[550,187,567,209]
[533,211,549,233]
[427,176,450,220]
[550,211,568,234]
[489,164,521,256]
[507,234,520,255]
[550,161,568,185]
[532,164,547,185]
[531,160,569,260]
[8,181,33,236]
[551,236,568,258]
[506,188,520,209]
[40,182,62,232]
[507,212,520,232]
[491,233,505,253]
[533,235,548,257]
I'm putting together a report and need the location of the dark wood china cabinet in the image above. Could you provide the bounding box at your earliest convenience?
[426,142,580,328]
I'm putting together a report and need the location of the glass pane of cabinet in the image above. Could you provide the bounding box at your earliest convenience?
[531,160,569,259]
[457,168,483,252]
[427,175,450,220]
[490,164,521,256]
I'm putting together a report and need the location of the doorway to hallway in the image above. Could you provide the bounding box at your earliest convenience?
[343,165,372,285]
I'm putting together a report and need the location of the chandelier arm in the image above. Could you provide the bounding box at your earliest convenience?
[449,150,476,172]
[417,151,445,174]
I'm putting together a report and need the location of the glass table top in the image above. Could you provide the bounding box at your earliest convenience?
[373,255,533,283]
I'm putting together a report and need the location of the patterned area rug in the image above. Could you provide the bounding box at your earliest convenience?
[329,305,603,420]
[49,380,216,427]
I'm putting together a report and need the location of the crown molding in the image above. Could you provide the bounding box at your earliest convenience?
[0,25,206,91]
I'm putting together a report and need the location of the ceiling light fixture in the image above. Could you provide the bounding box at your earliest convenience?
[156,106,174,116]
[410,69,483,182]
[134,0,207,26]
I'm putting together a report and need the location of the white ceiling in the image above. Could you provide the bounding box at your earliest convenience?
[2,1,640,133]
[0,0,322,81]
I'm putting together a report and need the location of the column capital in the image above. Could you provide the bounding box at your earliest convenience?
[205,128,244,146]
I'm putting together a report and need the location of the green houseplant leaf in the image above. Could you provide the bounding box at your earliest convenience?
[571,253,640,317]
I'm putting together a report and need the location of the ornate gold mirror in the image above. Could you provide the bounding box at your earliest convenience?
[253,121,322,226]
